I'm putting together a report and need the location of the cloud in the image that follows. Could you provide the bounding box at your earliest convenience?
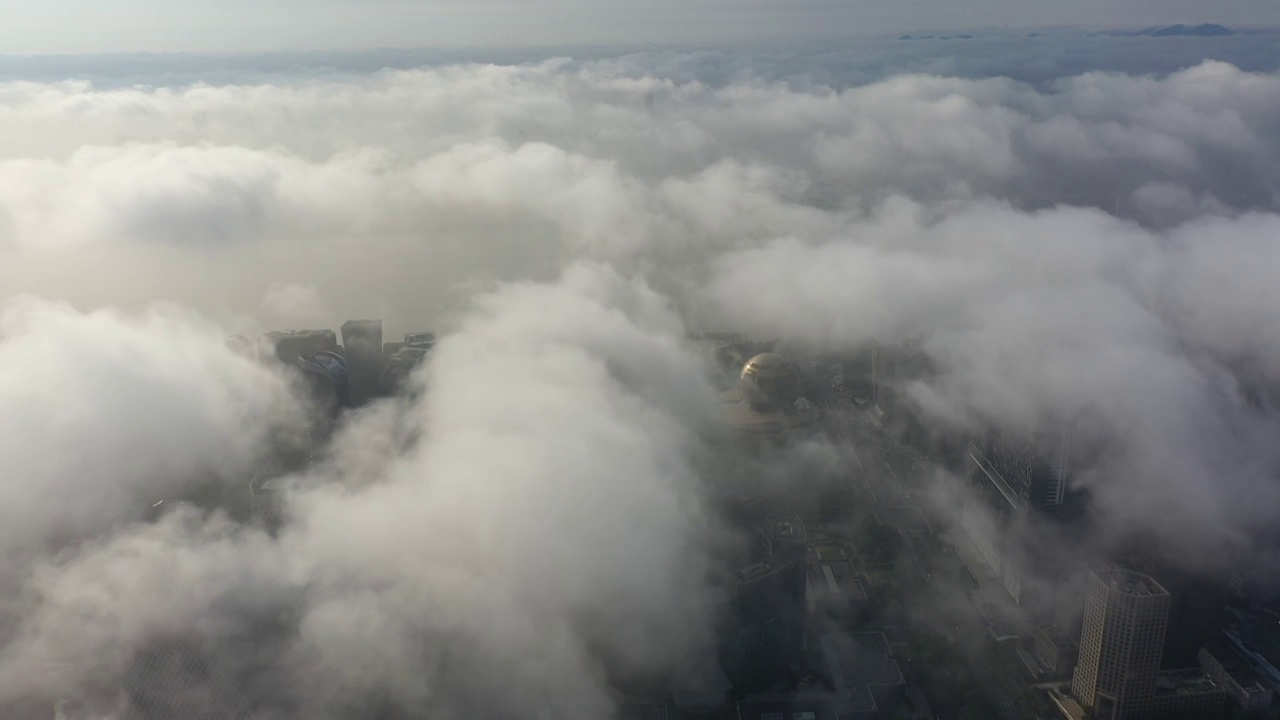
[2,57,1277,331]
[0,265,719,716]
[2,46,1280,713]
[0,298,297,553]
[703,196,1280,562]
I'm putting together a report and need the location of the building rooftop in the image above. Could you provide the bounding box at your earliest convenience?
[1095,569,1168,597]
[1202,634,1268,690]
[769,514,807,544]
[734,555,793,585]
[819,632,904,705]
[806,561,868,602]
[1035,624,1077,651]
[1154,669,1222,697]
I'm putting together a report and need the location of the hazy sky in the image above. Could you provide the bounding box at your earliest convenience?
[2,0,1274,54]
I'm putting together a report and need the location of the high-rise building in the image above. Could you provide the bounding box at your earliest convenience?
[971,423,1074,517]
[1071,569,1229,720]
[340,320,384,406]
[963,422,1081,606]
[1073,570,1170,719]
[723,518,809,691]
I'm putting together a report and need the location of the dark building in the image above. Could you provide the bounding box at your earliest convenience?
[403,331,435,349]
[669,651,732,719]
[379,331,435,395]
[1123,543,1230,669]
[767,514,809,599]
[255,329,338,365]
[296,350,350,413]
[1033,624,1079,679]
[962,422,1083,608]
[1200,634,1274,717]
[805,558,869,626]
[1149,669,1227,720]
[726,553,806,690]
[340,320,384,406]
[734,632,905,720]
[970,423,1076,518]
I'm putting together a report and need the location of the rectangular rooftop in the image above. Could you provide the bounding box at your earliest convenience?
[1095,569,1168,597]
[1154,669,1222,697]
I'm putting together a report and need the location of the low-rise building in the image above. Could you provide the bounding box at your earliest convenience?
[1033,624,1078,679]
[1148,669,1226,720]
[1200,635,1274,716]
[805,559,869,623]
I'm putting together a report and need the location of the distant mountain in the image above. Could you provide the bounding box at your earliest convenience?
[1093,23,1236,38]
[1150,23,1235,36]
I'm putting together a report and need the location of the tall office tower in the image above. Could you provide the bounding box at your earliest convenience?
[975,423,1073,515]
[340,319,384,406]
[1072,570,1170,720]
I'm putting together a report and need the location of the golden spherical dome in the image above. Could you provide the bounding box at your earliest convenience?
[740,352,800,411]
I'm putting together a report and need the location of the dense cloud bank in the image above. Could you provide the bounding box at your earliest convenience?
[0,268,717,716]
[2,48,1280,712]
[3,56,1279,322]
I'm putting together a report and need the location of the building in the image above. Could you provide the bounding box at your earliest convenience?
[340,319,385,406]
[716,353,820,448]
[1149,669,1227,720]
[735,632,905,720]
[962,422,1082,608]
[1072,570,1170,719]
[255,329,338,365]
[1072,569,1227,720]
[1030,624,1078,679]
[1200,635,1274,716]
[726,553,807,689]
[670,651,732,719]
[805,559,869,625]
[767,515,809,593]
[1123,542,1230,669]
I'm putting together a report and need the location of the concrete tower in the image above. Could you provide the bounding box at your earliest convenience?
[1072,570,1170,720]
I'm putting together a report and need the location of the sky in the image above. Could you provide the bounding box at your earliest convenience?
[2,18,1280,719]
[0,0,1276,54]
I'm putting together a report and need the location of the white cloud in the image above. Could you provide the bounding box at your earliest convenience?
[1,49,1280,712]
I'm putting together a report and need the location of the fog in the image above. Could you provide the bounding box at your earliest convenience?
[3,39,1280,714]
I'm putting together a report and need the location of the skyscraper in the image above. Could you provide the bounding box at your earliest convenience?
[972,423,1073,516]
[340,319,384,406]
[1072,570,1170,719]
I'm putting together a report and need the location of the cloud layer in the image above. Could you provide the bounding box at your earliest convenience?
[2,45,1280,713]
